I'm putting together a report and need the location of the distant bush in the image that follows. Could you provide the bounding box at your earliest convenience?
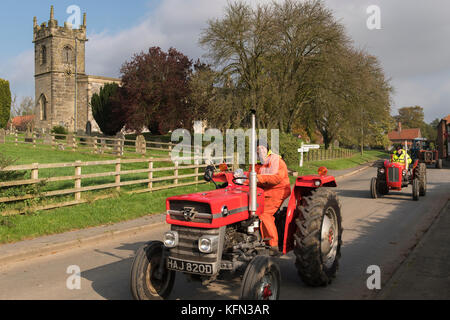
[279,133,303,168]
[52,126,68,139]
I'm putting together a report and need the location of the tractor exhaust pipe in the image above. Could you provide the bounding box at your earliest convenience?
[249,110,258,216]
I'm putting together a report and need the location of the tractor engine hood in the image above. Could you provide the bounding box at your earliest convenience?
[165,186,264,228]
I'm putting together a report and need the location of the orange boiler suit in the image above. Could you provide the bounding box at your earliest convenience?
[255,153,291,247]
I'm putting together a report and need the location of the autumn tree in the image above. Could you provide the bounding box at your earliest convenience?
[199,0,349,133]
[120,47,193,134]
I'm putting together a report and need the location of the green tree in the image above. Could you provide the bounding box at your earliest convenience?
[0,79,12,129]
[394,107,437,142]
[199,0,347,133]
[91,83,125,136]
[394,106,425,129]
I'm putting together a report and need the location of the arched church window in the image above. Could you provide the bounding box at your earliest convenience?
[41,46,47,65]
[39,95,47,121]
[63,46,73,65]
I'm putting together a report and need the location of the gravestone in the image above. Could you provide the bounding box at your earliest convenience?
[86,121,92,136]
[66,133,74,147]
[136,135,146,155]
[43,133,52,145]
[0,129,5,144]
[25,124,33,143]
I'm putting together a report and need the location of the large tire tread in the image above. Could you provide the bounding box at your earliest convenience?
[240,256,281,300]
[294,188,343,287]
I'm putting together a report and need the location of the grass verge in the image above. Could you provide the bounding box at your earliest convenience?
[0,183,214,244]
[288,150,388,184]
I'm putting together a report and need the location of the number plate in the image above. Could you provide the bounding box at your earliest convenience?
[167,257,214,275]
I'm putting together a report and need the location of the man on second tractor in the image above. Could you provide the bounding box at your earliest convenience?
[393,145,412,166]
[253,140,291,255]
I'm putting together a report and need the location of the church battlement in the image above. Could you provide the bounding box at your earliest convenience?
[33,6,86,43]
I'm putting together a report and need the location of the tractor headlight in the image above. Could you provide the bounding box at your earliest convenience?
[402,170,407,176]
[379,168,385,174]
[163,231,179,248]
[221,206,229,217]
[198,235,219,254]
[314,180,321,187]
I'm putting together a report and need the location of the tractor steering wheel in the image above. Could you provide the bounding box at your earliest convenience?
[232,176,249,185]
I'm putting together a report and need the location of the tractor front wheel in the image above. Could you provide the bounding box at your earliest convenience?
[240,256,281,300]
[294,188,343,287]
[370,177,379,199]
[130,241,175,300]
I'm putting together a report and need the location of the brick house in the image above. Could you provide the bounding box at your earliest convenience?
[388,122,422,148]
[8,115,36,132]
[437,115,450,159]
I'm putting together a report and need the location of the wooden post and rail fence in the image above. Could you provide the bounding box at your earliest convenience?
[2,131,175,157]
[0,157,228,217]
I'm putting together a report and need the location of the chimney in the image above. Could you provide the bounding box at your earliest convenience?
[398,122,402,132]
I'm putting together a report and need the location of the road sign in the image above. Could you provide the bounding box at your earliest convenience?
[298,144,321,167]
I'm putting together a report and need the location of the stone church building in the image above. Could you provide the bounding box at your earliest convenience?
[33,6,121,133]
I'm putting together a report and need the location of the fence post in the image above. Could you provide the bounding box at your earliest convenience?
[31,163,39,181]
[33,133,36,148]
[72,136,77,152]
[52,135,56,150]
[15,132,18,146]
[115,159,121,192]
[94,138,98,154]
[174,161,179,185]
[75,161,82,201]
[195,159,199,183]
[148,159,153,192]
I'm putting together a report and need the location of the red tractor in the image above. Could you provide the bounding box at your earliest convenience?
[370,154,427,201]
[130,112,343,300]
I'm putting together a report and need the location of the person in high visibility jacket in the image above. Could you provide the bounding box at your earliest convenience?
[393,147,412,166]
[253,142,291,253]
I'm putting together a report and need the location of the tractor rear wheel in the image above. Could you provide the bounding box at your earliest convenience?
[294,188,343,287]
[240,256,281,300]
[412,178,420,201]
[130,241,175,300]
[418,163,427,196]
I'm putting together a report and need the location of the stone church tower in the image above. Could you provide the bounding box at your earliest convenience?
[33,6,120,133]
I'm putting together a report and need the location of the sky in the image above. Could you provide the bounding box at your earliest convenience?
[0,0,448,122]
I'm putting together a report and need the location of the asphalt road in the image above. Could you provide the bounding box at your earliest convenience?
[0,164,449,300]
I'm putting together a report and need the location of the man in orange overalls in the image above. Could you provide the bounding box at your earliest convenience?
[254,142,291,253]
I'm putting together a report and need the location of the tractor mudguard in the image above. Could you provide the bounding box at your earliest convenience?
[281,174,338,254]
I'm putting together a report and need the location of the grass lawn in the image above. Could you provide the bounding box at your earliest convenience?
[0,183,214,244]
[288,150,388,184]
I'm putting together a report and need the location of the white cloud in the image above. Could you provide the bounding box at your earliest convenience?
[2,0,450,121]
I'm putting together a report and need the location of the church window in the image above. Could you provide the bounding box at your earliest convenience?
[63,46,73,65]
[41,46,47,65]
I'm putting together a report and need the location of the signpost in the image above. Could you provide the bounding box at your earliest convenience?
[298,143,320,167]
